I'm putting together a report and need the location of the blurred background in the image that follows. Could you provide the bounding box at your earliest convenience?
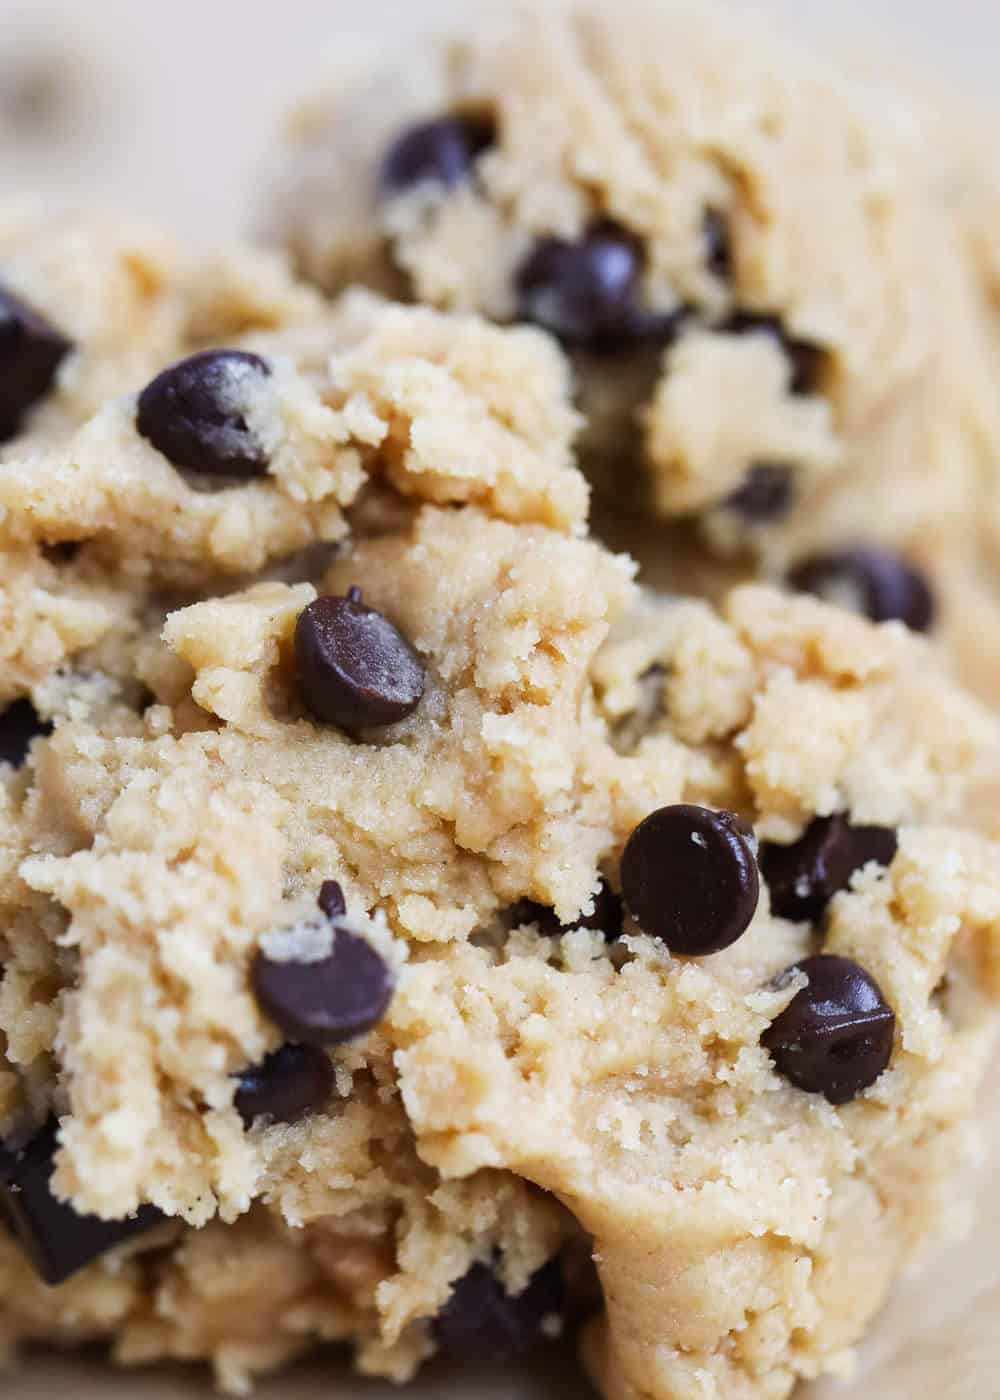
[0,0,996,242]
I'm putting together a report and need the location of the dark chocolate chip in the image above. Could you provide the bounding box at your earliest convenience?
[788,547,936,633]
[294,589,426,730]
[515,222,651,349]
[233,1042,334,1128]
[0,1120,163,1286]
[0,698,52,768]
[380,114,495,194]
[703,209,732,281]
[0,284,72,440]
[253,924,394,1046]
[136,349,272,479]
[760,815,898,924]
[723,312,824,396]
[317,879,347,920]
[761,954,895,1104]
[723,463,794,522]
[433,1258,565,1364]
[512,880,624,942]
[621,804,759,956]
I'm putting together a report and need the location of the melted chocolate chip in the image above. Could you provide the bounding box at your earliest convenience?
[760,816,898,924]
[516,223,654,349]
[136,349,272,479]
[317,879,347,920]
[513,880,624,941]
[0,284,72,440]
[703,209,732,280]
[234,1043,334,1127]
[723,463,794,522]
[761,955,895,1104]
[295,589,426,731]
[788,547,936,633]
[723,312,824,396]
[0,1120,163,1285]
[380,114,494,194]
[621,804,759,956]
[0,698,52,768]
[253,925,394,1046]
[434,1258,565,1364]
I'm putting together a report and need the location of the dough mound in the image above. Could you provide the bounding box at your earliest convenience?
[269,0,1000,702]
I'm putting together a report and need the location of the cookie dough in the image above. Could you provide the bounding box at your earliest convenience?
[268,0,1000,702]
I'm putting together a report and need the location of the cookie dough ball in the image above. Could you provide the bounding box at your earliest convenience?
[269,0,1000,700]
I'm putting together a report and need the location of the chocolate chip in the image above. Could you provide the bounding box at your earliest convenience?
[0,698,52,768]
[380,114,494,194]
[788,547,936,633]
[723,463,794,521]
[761,954,895,1104]
[760,816,898,924]
[723,312,824,396]
[234,1043,334,1128]
[703,209,732,280]
[317,879,346,920]
[516,222,656,349]
[513,880,624,941]
[253,925,394,1046]
[0,1120,163,1286]
[434,1258,565,1364]
[621,804,759,956]
[136,349,272,479]
[0,284,72,440]
[294,588,426,731]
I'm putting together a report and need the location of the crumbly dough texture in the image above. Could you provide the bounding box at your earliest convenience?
[270,0,1000,703]
[3,200,1000,1400]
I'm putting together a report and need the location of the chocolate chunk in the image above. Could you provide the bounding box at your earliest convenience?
[136,349,272,479]
[434,1258,565,1364]
[761,954,895,1104]
[0,698,52,768]
[760,815,898,924]
[621,804,759,956]
[723,463,794,522]
[703,209,732,280]
[0,284,72,440]
[516,222,653,349]
[513,880,624,941]
[723,312,824,396]
[380,114,494,194]
[0,1120,163,1286]
[294,588,426,730]
[788,547,936,633]
[253,925,394,1046]
[234,1042,334,1128]
[317,879,347,920]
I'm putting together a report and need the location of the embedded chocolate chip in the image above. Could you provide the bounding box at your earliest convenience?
[317,879,347,920]
[434,1258,565,1364]
[513,880,624,941]
[0,698,52,768]
[703,209,732,280]
[234,1043,334,1127]
[761,954,895,1104]
[253,926,394,1046]
[723,312,823,396]
[788,547,936,633]
[136,349,272,479]
[621,804,759,955]
[380,115,494,194]
[723,463,794,522]
[294,589,426,730]
[760,815,898,924]
[0,284,72,440]
[516,223,651,349]
[0,1120,163,1286]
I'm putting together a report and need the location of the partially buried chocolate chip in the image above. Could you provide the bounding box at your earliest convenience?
[136,349,272,479]
[295,588,426,730]
[253,924,394,1046]
[723,463,794,522]
[0,284,72,440]
[723,312,823,396]
[434,1258,565,1364]
[514,879,624,941]
[380,114,495,194]
[234,1042,334,1127]
[761,954,895,1104]
[788,547,936,633]
[703,209,732,280]
[760,815,898,924]
[621,804,759,956]
[0,1119,163,1286]
[0,698,52,768]
[317,879,346,920]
